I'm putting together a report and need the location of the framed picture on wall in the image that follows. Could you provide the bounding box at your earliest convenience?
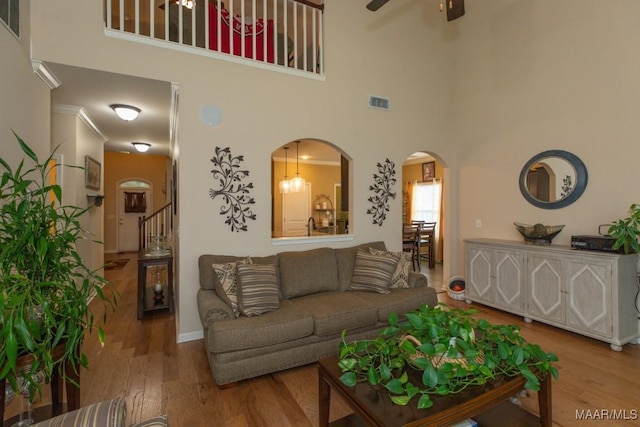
[422,161,435,182]
[85,156,101,190]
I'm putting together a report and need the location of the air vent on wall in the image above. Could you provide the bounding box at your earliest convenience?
[368,95,390,111]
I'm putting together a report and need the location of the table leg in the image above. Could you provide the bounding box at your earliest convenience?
[51,367,64,415]
[137,263,145,320]
[318,366,331,427]
[0,379,6,422]
[429,236,435,269]
[537,374,552,427]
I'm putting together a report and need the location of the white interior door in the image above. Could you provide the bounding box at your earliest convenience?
[282,183,311,236]
[118,189,152,252]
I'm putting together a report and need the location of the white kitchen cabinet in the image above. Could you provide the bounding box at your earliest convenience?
[465,239,640,351]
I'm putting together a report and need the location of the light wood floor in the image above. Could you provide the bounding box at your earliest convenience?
[10,256,640,426]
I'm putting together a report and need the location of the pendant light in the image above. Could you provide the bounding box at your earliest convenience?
[289,140,306,192]
[278,146,291,194]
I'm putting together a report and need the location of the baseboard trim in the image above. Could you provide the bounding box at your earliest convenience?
[178,330,204,343]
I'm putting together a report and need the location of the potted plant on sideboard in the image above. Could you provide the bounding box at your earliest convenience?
[608,203,640,254]
[0,132,117,407]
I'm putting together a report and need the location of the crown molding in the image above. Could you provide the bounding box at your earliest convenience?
[53,104,108,143]
[31,60,62,89]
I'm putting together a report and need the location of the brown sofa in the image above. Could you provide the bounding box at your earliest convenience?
[196,241,438,386]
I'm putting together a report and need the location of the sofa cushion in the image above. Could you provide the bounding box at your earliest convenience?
[351,287,439,322]
[369,248,411,289]
[290,291,379,337]
[207,299,314,353]
[237,263,280,316]
[347,249,397,294]
[335,241,386,291]
[279,247,339,298]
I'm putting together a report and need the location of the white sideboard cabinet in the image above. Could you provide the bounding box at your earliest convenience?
[465,239,640,351]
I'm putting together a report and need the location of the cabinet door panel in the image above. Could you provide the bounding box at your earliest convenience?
[566,260,612,338]
[494,250,525,311]
[467,246,493,303]
[527,254,564,323]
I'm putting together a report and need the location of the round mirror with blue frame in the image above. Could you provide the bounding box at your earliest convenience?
[519,150,588,209]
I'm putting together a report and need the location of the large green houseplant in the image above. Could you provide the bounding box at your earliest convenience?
[0,132,116,401]
[607,203,640,254]
[338,304,559,409]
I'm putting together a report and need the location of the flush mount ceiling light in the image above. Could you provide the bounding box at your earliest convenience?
[110,104,141,121]
[132,142,151,153]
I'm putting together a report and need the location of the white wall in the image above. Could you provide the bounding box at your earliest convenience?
[1,7,104,314]
[453,1,640,268]
[0,0,50,162]
[27,0,457,340]
[52,110,106,274]
[22,0,640,341]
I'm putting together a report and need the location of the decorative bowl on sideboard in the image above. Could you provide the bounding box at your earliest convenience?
[514,222,565,245]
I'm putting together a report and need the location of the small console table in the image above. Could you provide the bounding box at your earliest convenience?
[137,248,174,320]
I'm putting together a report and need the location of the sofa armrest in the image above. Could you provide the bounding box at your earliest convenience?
[197,288,234,326]
[408,271,428,288]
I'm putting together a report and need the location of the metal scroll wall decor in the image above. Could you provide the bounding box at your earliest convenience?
[209,147,256,232]
[366,158,397,226]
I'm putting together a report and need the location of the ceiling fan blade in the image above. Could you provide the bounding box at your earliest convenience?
[446,0,465,21]
[366,0,390,12]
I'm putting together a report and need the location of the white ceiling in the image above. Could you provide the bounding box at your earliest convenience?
[48,62,173,156]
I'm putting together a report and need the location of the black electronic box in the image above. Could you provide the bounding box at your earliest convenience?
[570,235,621,253]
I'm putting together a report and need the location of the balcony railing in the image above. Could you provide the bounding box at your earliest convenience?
[104,0,324,76]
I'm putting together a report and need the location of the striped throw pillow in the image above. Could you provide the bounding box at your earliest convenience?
[348,249,396,294]
[33,397,126,427]
[236,263,280,316]
[369,248,411,289]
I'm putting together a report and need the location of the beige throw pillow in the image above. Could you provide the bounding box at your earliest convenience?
[212,257,251,317]
[369,248,411,289]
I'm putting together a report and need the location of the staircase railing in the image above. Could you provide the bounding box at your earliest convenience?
[138,202,173,250]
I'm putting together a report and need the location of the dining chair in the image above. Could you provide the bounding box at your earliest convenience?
[415,221,436,269]
[402,223,421,271]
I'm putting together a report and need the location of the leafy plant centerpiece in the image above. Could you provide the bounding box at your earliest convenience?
[0,132,117,401]
[338,304,559,409]
[607,203,640,254]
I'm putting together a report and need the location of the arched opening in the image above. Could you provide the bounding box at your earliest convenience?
[271,139,351,240]
[402,152,445,289]
[117,179,153,252]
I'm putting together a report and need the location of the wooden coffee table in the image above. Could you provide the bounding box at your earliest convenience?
[318,355,551,427]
